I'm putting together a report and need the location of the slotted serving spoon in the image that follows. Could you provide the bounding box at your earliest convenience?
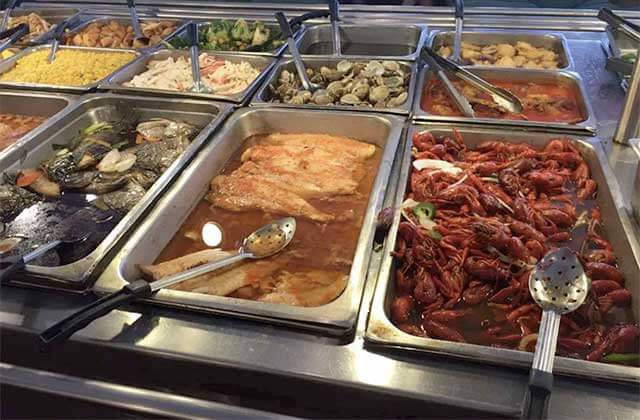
[39,217,296,349]
[275,11,320,92]
[522,247,591,419]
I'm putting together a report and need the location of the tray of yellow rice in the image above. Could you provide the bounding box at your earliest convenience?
[0,45,139,93]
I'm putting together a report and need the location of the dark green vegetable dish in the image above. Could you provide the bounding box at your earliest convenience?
[168,19,285,53]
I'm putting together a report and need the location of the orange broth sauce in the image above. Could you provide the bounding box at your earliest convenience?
[421,79,584,123]
[156,134,382,300]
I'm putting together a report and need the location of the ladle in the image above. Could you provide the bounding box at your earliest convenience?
[522,247,591,419]
[329,0,342,56]
[186,22,212,93]
[423,46,524,114]
[126,0,150,45]
[39,217,296,349]
[275,11,320,92]
[452,0,464,62]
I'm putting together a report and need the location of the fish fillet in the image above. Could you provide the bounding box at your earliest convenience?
[258,133,376,161]
[207,173,334,222]
[258,270,348,307]
[140,249,280,297]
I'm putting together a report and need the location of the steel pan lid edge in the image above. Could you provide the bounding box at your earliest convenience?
[94,107,405,333]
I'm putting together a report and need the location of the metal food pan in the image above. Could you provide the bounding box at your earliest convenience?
[251,57,417,115]
[164,19,297,57]
[95,107,405,336]
[0,90,76,164]
[103,49,275,104]
[7,7,81,46]
[62,15,186,51]
[366,123,640,384]
[294,24,427,61]
[428,30,572,70]
[0,45,140,94]
[412,66,596,135]
[1,93,233,289]
[631,138,640,224]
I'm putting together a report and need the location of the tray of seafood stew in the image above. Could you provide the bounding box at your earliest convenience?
[294,24,427,61]
[103,50,276,104]
[0,90,75,161]
[366,124,640,383]
[252,57,416,114]
[413,66,596,134]
[429,31,572,70]
[0,94,232,288]
[95,107,404,335]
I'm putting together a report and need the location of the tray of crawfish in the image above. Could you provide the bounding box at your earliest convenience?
[366,123,640,383]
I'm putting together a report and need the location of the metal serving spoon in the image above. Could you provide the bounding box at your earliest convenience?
[423,46,524,115]
[186,22,212,93]
[47,18,73,63]
[328,0,342,56]
[522,247,591,419]
[452,0,464,62]
[127,0,150,46]
[275,11,320,92]
[39,217,296,349]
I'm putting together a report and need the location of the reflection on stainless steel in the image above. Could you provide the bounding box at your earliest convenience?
[630,139,640,223]
[295,24,427,61]
[613,55,640,144]
[96,107,403,334]
[367,124,640,384]
[1,94,231,287]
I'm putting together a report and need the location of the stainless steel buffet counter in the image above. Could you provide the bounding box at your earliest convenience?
[1,2,639,418]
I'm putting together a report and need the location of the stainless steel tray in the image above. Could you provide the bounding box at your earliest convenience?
[95,107,405,335]
[0,90,76,164]
[164,18,297,57]
[412,66,596,135]
[1,93,233,289]
[428,30,573,70]
[251,57,417,115]
[102,49,275,104]
[294,23,427,61]
[7,7,81,46]
[366,123,640,384]
[62,15,186,51]
[0,45,140,94]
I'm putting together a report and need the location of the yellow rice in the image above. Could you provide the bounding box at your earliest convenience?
[0,49,135,86]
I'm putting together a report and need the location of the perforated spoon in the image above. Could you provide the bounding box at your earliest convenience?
[39,217,296,349]
[522,247,591,419]
[275,11,320,92]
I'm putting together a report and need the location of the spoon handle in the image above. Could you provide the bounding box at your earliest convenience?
[127,0,145,39]
[39,279,153,350]
[328,0,341,56]
[187,22,203,90]
[275,12,314,91]
[522,310,560,419]
[452,0,464,62]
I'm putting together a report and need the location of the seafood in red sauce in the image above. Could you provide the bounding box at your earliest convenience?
[0,113,47,151]
[389,130,639,365]
[421,78,584,123]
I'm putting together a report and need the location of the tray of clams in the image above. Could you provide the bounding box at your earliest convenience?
[252,58,417,115]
